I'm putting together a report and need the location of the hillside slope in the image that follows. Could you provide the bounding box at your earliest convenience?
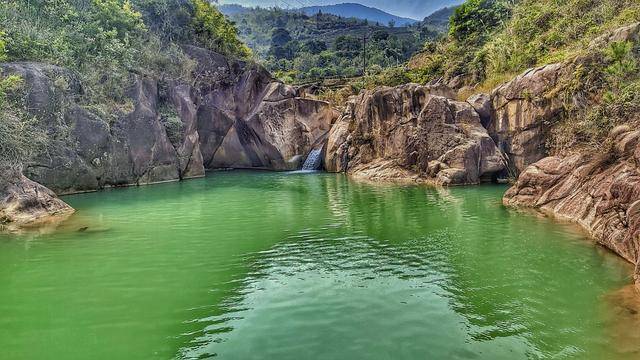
[223,6,444,82]
[219,0,463,20]
[299,3,418,27]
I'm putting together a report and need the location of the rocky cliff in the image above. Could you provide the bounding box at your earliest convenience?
[324,84,507,185]
[1,46,337,195]
[0,46,337,229]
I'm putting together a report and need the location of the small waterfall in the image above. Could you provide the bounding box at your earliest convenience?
[302,147,323,171]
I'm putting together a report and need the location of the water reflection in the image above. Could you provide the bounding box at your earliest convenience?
[177,174,634,359]
[0,172,635,359]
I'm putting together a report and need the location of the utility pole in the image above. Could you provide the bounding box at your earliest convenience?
[362,33,368,76]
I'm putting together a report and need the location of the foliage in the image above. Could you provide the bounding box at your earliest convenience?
[449,0,511,42]
[224,6,446,83]
[410,0,640,87]
[0,74,22,108]
[551,40,640,153]
[191,0,251,58]
[159,103,184,145]
[0,75,48,168]
[0,31,7,61]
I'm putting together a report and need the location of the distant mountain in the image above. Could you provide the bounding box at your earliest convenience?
[298,3,418,27]
[219,0,465,20]
[420,6,457,32]
[218,4,250,16]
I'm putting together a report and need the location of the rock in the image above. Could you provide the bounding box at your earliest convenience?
[0,167,74,230]
[324,84,506,185]
[489,63,567,173]
[504,128,640,286]
[486,22,640,174]
[167,83,205,179]
[0,47,337,194]
[589,22,640,50]
[467,93,493,129]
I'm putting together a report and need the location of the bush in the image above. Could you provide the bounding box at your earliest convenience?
[191,0,251,58]
[0,75,48,168]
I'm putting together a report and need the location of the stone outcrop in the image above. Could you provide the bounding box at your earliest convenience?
[500,23,640,286]
[0,47,336,195]
[484,22,640,174]
[487,63,567,173]
[504,126,640,285]
[0,167,74,230]
[324,84,506,185]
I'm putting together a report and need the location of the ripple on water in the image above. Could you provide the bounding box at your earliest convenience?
[0,173,636,360]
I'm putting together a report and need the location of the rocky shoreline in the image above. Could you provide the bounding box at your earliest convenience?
[2,22,640,287]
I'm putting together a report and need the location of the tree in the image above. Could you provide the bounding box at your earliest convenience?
[191,0,251,57]
[388,19,395,28]
[334,35,360,56]
[302,39,327,55]
[0,31,7,61]
[449,0,510,42]
[372,30,389,42]
[271,27,291,47]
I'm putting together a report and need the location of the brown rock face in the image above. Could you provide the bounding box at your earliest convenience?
[488,63,567,173]
[486,22,640,174]
[0,168,74,230]
[504,127,640,285]
[324,84,506,185]
[0,47,335,195]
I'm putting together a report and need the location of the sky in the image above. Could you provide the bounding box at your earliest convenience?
[217,0,464,20]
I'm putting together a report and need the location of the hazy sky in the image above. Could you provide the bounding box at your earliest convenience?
[218,0,463,20]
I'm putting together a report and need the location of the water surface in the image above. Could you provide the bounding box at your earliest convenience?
[0,171,637,359]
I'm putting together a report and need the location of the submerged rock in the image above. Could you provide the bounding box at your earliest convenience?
[324,84,506,185]
[504,126,640,286]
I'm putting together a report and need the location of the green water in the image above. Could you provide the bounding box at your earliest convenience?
[0,171,636,359]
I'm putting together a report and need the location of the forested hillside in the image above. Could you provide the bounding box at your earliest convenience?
[222,5,446,82]
[298,3,418,27]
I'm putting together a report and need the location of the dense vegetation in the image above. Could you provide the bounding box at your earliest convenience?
[409,0,640,88]
[223,6,446,82]
[406,0,640,151]
[0,0,248,167]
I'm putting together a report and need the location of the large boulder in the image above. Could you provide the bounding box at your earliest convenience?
[324,84,506,185]
[185,46,337,171]
[0,167,74,231]
[504,126,640,286]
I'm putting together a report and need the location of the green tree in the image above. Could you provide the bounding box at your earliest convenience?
[334,35,360,56]
[0,31,7,61]
[191,0,250,57]
[271,27,291,47]
[449,0,510,42]
[302,39,327,55]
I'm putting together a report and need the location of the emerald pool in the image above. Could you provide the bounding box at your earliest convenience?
[0,171,637,359]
